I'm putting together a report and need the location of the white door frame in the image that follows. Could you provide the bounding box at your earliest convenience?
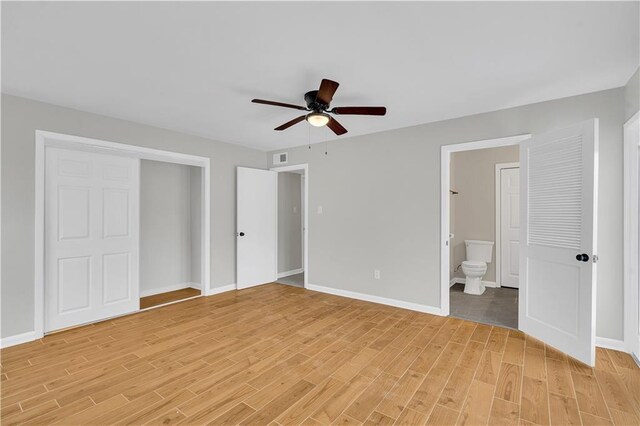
[624,111,640,363]
[440,135,530,316]
[270,164,309,289]
[35,130,211,339]
[495,162,520,288]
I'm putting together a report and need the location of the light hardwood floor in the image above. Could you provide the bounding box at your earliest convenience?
[1,284,639,425]
[140,288,202,309]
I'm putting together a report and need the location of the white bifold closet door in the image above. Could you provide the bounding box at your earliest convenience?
[45,148,140,332]
[520,119,598,366]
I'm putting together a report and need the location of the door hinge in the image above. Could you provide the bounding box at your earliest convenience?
[592,255,598,263]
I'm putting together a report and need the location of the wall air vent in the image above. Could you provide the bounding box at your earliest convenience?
[273,152,288,165]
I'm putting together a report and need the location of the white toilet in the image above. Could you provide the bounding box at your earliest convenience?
[462,240,494,295]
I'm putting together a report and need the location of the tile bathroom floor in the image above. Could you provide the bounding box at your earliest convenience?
[450,283,518,329]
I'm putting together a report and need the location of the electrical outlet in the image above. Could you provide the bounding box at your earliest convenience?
[374,270,381,280]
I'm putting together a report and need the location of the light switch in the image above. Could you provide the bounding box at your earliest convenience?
[317,206,323,214]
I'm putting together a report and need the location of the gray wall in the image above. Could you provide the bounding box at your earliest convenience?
[140,160,196,294]
[626,68,639,121]
[278,172,303,273]
[450,146,520,283]
[1,94,266,338]
[269,88,626,340]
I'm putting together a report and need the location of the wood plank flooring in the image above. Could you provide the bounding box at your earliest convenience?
[140,288,201,309]
[1,283,639,425]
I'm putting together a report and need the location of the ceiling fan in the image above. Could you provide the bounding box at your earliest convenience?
[251,79,386,135]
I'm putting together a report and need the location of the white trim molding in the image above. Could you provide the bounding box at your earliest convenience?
[206,284,236,296]
[623,111,640,358]
[35,130,212,337]
[449,277,498,288]
[441,134,531,316]
[278,268,303,279]
[307,283,442,316]
[595,336,626,352]
[139,283,201,298]
[270,164,309,289]
[0,331,40,349]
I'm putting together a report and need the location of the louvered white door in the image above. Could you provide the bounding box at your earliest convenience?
[520,119,598,366]
[45,148,140,332]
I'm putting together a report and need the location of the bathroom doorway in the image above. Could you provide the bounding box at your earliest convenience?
[272,165,307,288]
[443,136,527,329]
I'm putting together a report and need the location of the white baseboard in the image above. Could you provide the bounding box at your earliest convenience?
[449,277,498,288]
[278,268,303,278]
[140,282,201,298]
[205,284,236,296]
[0,331,39,349]
[595,336,626,351]
[4,285,628,354]
[307,283,442,316]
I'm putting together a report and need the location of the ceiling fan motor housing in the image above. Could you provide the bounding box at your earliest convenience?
[252,78,385,135]
[304,90,328,111]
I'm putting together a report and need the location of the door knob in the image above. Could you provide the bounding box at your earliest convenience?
[576,253,589,262]
[239,232,245,237]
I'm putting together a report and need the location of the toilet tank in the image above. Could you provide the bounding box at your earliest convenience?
[465,240,494,263]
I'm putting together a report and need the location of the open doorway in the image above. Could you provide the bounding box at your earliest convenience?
[275,171,304,287]
[271,164,308,288]
[139,160,203,309]
[441,121,599,366]
[448,146,520,328]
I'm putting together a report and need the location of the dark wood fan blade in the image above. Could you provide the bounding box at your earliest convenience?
[274,115,307,131]
[252,99,308,111]
[316,79,339,105]
[327,117,347,135]
[331,106,387,116]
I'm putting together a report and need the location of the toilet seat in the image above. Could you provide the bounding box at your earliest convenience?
[462,260,486,269]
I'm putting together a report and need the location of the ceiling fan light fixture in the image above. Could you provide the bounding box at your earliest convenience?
[306,112,330,127]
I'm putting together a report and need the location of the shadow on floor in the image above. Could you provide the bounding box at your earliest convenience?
[276,273,304,288]
[449,283,518,329]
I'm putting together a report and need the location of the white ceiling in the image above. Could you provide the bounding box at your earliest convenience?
[2,2,638,151]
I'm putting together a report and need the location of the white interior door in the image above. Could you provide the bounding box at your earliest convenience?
[637,148,640,360]
[237,167,277,289]
[45,148,140,332]
[520,119,598,366]
[500,167,520,288]
[623,113,640,362]
[637,147,640,361]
